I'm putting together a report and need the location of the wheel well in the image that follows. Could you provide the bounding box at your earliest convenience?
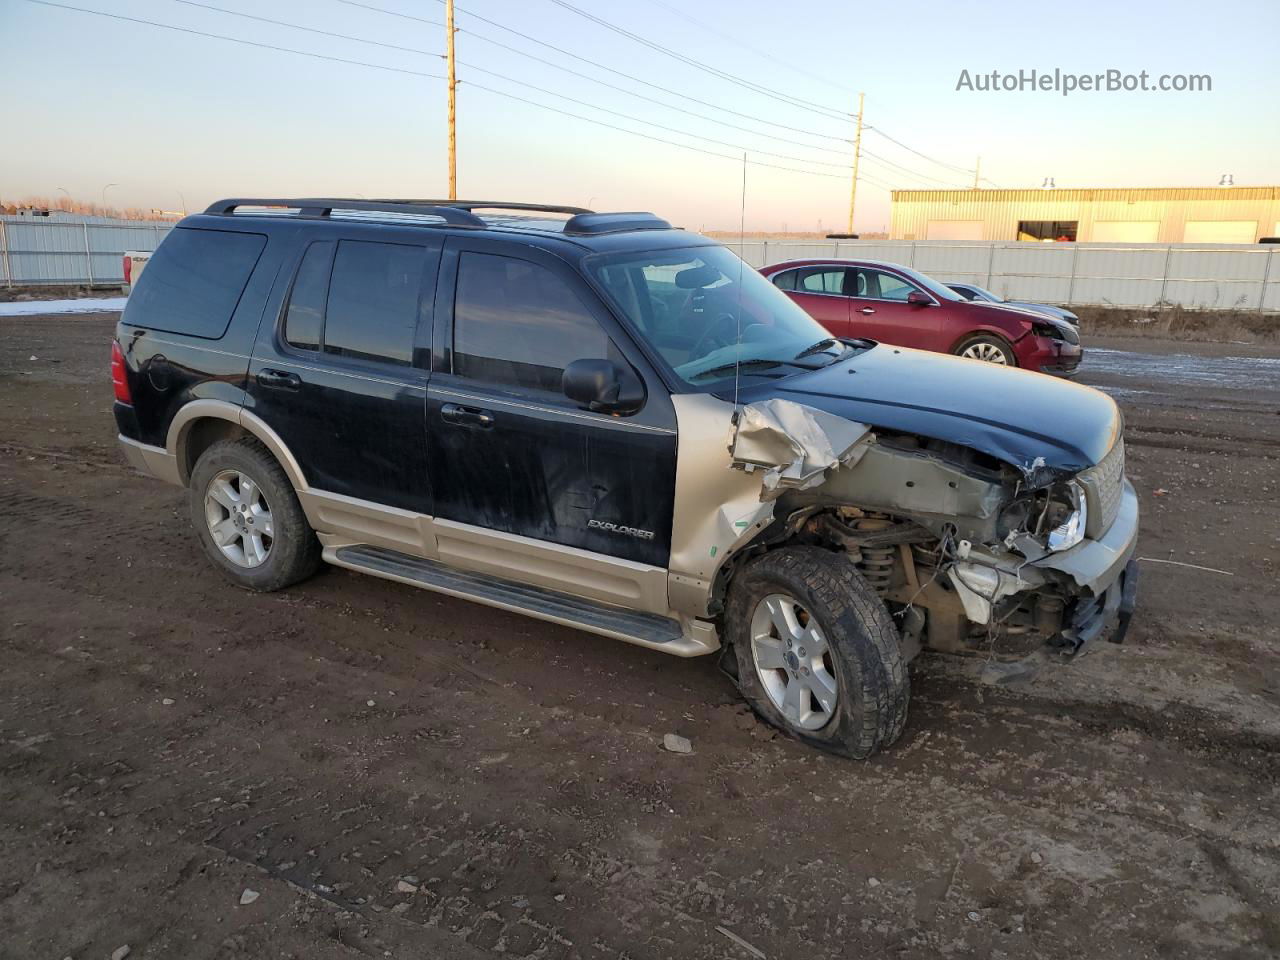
[179,418,250,484]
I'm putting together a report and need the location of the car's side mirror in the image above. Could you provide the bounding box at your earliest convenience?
[906,290,933,307]
[562,358,645,415]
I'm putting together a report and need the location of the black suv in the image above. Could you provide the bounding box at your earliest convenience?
[115,198,1138,758]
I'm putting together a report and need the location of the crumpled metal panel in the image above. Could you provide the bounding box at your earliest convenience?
[729,398,872,499]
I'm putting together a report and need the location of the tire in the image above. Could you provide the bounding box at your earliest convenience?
[725,547,908,759]
[188,436,321,592]
[954,333,1017,366]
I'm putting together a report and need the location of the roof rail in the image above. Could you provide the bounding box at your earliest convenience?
[373,200,594,216]
[204,198,486,228]
[564,212,672,236]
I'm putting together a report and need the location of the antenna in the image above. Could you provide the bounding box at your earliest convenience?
[733,151,747,412]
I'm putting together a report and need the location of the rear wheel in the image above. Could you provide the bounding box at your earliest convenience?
[726,547,908,759]
[189,437,321,592]
[955,333,1016,366]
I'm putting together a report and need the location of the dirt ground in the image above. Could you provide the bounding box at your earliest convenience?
[2,315,1277,960]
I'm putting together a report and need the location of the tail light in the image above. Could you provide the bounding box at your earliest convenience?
[111,340,132,404]
[123,254,132,285]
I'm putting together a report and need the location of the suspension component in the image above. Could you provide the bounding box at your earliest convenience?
[853,516,895,595]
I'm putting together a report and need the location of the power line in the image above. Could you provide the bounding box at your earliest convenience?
[23,0,445,80]
[341,0,856,146]
[162,0,440,56]
[864,125,976,174]
[122,0,855,172]
[337,0,444,27]
[456,59,850,171]
[21,0,852,183]
[543,0,853,122]
[642,0,848,94]
[859,148,968,188]
[429,17,855,158]
[463,79,848,180]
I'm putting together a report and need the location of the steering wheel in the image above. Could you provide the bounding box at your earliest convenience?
[690,312,740,361]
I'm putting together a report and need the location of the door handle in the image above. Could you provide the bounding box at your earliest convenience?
[257,368,302,390]
[441,402,495,429]
[859,307,876,315]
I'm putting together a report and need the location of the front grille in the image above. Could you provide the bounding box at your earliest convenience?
[1080,438,1125,537]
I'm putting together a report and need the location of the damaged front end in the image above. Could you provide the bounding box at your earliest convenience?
[722,398,1139,661]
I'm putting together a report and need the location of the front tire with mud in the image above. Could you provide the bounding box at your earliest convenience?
[726,547,908,759]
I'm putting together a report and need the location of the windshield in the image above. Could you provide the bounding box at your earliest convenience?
[889,264,965,302]
[588,245,857,387]
[958,283,1000,302]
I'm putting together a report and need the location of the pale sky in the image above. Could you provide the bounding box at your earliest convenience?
[3,0,1277,232]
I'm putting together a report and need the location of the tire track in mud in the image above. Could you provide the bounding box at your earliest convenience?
[4,596,1278,960]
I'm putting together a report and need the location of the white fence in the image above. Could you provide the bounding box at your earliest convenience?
[0,215,172,286]
[5,217,1277,311]
[721,238,1280,313]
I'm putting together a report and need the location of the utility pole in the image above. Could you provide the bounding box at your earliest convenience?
[445,0,457,200]
[973,156,981,190]
[845,92,864,234]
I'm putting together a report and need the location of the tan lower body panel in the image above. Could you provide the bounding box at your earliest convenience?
[301,489,672,618]
[118,435,182,487]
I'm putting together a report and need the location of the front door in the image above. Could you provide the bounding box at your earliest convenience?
[426,237,677,571]
[247,229,439,513]
[848,267,940,349]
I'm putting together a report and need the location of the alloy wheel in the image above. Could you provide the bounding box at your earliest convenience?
[960,340,1009,364]
[749,593,839,730]
[204,469,274,568]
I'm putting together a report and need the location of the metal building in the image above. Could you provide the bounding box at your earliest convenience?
[890,187,1280,244]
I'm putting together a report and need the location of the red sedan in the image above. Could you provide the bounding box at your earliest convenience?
[760,259,1082,376]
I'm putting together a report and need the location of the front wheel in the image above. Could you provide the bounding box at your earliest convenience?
[955,333,1017,366]
[725,547,908,759]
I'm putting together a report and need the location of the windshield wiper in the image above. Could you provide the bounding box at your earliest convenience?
[793,338,841,360]
[688,358,785,381]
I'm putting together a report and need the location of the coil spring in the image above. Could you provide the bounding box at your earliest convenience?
[853,516,895,595]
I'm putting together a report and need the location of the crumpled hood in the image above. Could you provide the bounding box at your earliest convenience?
[731,344,1121,479]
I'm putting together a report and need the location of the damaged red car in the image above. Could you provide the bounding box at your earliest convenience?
[761,259,1082,377]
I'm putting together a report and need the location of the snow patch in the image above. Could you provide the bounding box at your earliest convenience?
[0,297,127,317]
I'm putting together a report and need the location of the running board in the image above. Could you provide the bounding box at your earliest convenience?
[326,544,716,657]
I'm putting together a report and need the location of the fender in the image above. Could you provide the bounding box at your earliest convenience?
[166,398,310,492]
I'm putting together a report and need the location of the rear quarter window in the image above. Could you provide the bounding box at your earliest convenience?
[122,227,267,339]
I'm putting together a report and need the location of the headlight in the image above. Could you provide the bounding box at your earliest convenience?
[1047,481,1088,552]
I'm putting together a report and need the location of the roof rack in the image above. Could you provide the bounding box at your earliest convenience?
[373,200,595,216]
[202,199,675,237]
[204,198,487,228]
[564,212,672,235]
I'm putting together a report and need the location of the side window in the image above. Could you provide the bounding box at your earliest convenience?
[771,269,797,291]
[323,241,427,366]
[283,241,333,351]
[123,227,266,339]
[872,270,921,302]
[452,252,613,393]
[796,267,847,294]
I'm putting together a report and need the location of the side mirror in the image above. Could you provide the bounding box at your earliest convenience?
[562,358,645,415]
[906,290,933,307]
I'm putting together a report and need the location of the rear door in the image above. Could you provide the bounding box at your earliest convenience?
[247,228,439,513]
[426,237,677,571]
[848,267,941,348]
[772,265,852,337]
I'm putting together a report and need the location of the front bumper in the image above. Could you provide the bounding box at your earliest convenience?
[1034,478,1140,652]
[1016,334,1083,378]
